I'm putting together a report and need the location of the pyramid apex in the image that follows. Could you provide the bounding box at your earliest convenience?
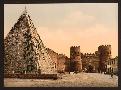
[24,6,27,14]
[21,6,27,16]
[25,6,27,10]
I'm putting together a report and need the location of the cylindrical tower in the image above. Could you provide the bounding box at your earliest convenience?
[98,45,111,73]
[70,46,82,72]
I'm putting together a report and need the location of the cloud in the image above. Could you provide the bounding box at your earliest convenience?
[37,20,117,57]
[58,10,96,31]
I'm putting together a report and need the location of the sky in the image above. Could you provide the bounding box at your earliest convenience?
[4,4,118,58]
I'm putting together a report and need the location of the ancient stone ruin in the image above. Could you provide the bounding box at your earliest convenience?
[98,45,112,73]
[4,9,56,75]
[46,48,69,73]
[81,52,100,73]
[4,9,118,79]
[70,46,82,72]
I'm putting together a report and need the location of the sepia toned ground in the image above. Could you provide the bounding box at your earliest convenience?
[4,73,118,87]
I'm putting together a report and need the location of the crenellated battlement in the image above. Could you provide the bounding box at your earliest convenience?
[81,52,98,59]
[70,46,80,49]
[98,45,111,51]
[83,53,95,56]
[70,46,80,53]
[99,45,111,47]
[98,45,111,56]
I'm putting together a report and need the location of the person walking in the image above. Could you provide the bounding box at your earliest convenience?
[111,72,113,78]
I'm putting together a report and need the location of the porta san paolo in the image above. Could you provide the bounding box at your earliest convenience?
[4,9,118,79]
[47,45,118,75]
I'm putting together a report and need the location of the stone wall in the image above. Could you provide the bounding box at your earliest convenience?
[98,45,111,72]
[46,48,69,73]
[4,74,58,79]
[70,46,82,72]
[81,53,99,73]
[46,48,58,72]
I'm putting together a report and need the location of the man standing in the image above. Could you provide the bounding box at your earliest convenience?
[111,72,114,78]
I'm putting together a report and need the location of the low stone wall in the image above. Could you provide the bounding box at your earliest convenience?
[4,74,58,79]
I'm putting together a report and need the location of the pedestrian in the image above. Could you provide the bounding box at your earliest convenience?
[111,72,113,78]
